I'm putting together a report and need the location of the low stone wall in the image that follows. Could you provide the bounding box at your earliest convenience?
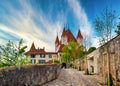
[0,64,61,86]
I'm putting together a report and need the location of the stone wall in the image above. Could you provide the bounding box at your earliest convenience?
[85,35,120,80]
[98,35,120,80]
[0,64,61,86]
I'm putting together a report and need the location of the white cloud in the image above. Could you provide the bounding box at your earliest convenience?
[91,37,99,48]
[0,0,65,51]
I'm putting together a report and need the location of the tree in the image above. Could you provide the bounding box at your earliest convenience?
[0,39,28,67]
[115,18,120,35]
[62,41,78,63]
[87,47,96,54]
[94,7,117,45]
[62,41,86,67]
[72,45,86,59]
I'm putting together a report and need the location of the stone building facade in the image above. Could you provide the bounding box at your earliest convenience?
[83,35,120,82]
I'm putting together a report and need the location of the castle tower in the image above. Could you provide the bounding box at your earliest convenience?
[55,35,59,52]
[76,29,83,45]
[61,27,67,44]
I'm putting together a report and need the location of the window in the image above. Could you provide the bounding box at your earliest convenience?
[31,59,36,64]
[31,54,36,58]
[49,54,52,58]
[40,54,45,58]
[38,60,45,64]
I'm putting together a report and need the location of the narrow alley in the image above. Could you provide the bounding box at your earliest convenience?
[43,68,104,86]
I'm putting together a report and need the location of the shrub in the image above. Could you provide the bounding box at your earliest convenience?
[54,59,60,64]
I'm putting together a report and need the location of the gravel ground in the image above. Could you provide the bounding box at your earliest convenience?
[43,68,104,86]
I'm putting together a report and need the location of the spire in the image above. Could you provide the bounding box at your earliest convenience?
[61,27,66,37]
[77,29,83,39]
[55,35,59,44]
[29,42,36,51]
[68,24,69,29]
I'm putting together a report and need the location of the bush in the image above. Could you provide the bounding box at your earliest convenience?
[54,59,60,64]
[0,39,28,68]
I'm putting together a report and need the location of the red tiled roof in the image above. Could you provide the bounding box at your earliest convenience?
[26,43,57,54]
[36,48,45,52]
[58,44,64,52]
[61,27,66,37]
[26,51,57,54]
[26,43,45,54]
[55,35,59,44]
[61,29,77,42]
[77,29,83,39]
[26,49,45,54]
[44,52,57,54]
[29,42,36,52]
[66,29,76,42]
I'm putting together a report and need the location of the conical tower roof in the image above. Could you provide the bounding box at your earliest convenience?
[55,35,59,44]
[61,27,66,37]
[29,42,36,52]
[77,29,83,39]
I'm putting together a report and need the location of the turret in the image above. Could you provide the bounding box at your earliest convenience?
[76,29,83,45]
[55,35,59,52]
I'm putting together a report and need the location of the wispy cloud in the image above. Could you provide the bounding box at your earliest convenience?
[67,0,91,35]
[0,0,65,51]
[67,0,98,48]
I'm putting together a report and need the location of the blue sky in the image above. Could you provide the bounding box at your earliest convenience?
[0,0,120,51]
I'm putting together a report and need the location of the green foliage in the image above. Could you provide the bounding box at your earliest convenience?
[72,45,86,59]
[62,41,78,62]
[115,22,120,35]
[0,39,28,67]
[62,41,86,63]
[106,73,113,86]
[54,59,60,64]
[70,64,74,68]
[87,47,96,54]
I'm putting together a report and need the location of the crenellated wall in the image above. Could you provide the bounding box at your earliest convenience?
[0,64,61,86]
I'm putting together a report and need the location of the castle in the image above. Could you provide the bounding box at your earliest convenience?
[55,27,83,52]
[26,27,83,64]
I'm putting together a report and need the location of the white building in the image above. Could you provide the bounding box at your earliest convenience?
[26,43,58,64]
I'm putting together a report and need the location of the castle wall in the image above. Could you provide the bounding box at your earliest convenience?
[82,35,120,81]
[0,64,61,86]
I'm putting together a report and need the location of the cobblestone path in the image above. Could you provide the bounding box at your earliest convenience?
[43,68,103,86]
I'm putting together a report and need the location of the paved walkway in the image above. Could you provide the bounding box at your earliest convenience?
[43,68,104,86]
